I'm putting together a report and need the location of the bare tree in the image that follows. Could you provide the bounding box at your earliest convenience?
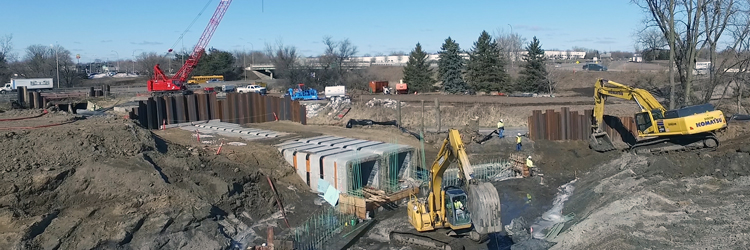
[315,36,359,87]
[494,28,525,68]
[0,34,14,62]
[136,52,168,77]
[10,44,80,86]
[265,41,301,88]
[635,0,710,106]
[638,28,668,60]
[699,0,743,103]
[714,4,750,110]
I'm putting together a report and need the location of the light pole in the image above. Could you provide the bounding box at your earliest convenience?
[111,50,119,74]
[508,24,514,68]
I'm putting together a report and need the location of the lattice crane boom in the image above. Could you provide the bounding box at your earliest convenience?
[147,0,233,93]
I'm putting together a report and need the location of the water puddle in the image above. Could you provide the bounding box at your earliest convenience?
[529,179,576,239]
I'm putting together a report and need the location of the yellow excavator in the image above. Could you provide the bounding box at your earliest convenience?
[590,79,727,154]
[390,129,502,250]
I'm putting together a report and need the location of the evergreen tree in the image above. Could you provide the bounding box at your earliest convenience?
[438,37,468,94]
[518,36,549,93]
[402,43,435,92]
[465,30,509,93]
[192,48,242,81]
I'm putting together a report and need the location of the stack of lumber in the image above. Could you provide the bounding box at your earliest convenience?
[510,153,530,177]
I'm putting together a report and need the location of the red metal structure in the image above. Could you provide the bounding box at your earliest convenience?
[147,0,233,94]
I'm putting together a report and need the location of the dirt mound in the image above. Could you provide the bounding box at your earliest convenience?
[550,145,750,249]
[0,116,300,249]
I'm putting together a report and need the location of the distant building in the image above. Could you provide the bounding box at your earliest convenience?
[511,50,586,61]
[629,54,643,63]
[348,50,584,65]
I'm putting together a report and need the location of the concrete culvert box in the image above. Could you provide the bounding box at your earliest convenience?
[298,147,353,190]
[322,150,381,193]
[276,136,415,193]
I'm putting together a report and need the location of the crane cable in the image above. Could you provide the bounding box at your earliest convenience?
[167,0,214,56]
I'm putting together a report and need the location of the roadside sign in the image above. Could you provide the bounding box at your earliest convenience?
[76,54,81,59]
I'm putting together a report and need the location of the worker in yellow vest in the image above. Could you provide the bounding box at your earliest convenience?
[497,119,505,138]
[516,133,522,151]
[526,155,535,176]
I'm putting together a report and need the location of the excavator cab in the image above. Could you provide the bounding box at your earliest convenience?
[635,111,654,133]
[445,187,471,227]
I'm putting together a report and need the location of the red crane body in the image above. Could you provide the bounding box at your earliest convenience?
[147,0,233,93]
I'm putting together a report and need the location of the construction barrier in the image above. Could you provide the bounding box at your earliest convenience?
[527,107,637,142]
[131,93,307,129]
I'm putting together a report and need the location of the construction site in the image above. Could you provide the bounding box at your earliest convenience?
[3,1,750,250]
[0,70,748,250]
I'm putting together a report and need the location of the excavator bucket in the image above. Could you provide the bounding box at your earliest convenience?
[467,182,502,234]
[589,132,617,152]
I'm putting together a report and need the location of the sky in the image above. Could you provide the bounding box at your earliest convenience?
[0,0,646,63]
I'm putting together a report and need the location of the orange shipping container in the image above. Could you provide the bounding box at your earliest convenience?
[369,81,389,93]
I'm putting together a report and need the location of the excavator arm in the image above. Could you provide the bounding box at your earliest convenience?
[591,79,669,151]
[592,79,666,132]
[427,129,501,234]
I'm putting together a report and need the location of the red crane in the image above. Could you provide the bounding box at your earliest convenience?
[147,0,233,94]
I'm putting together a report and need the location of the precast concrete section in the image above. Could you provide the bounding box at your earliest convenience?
[170,120,286,140]
[276,135,415,193]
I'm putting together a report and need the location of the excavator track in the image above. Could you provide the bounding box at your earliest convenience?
[390,229,465,250]
[629,133,719,154]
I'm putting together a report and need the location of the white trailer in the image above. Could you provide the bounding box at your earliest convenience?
[1,78,54,94]
[324,85,346,99]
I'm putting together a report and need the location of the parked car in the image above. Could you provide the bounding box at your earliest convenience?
[583,63,608,71]
[236,84,267,95]
[221,85,236,92]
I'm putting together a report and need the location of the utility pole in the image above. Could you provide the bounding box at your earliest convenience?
[111,50,119,74]
[242,45,247,81]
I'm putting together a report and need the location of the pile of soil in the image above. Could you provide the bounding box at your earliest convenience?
[548,135,750,249]
[0,113,309,249]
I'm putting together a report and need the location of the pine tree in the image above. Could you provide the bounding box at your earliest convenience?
[518,36,549,93]
[466,30,509,93]
[402,43,435,92]
[438,37,468,94]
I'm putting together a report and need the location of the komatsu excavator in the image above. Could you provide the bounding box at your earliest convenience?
[390,129,502,250]
[590,79,727,154]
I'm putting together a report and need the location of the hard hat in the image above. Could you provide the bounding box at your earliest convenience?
[517,133,521,136]
[500,119,504,122]
[528,155,532,159]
